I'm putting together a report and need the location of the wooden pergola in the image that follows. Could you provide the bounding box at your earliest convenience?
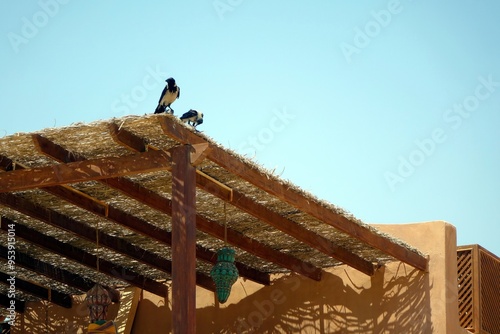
[0,114,428,332]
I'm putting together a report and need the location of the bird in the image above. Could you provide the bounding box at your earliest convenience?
[154,77,180,114]
[180,109,204,129]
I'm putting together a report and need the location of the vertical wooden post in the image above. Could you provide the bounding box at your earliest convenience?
[171,145,196,333]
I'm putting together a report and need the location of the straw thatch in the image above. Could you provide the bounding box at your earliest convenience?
[0,114,425,305]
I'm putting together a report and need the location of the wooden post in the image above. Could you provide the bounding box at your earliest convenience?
[171,145,196,333]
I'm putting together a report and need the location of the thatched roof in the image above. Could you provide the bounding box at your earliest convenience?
[0,114,427,309]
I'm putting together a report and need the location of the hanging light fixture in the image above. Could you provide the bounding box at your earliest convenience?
[210,203,239,303]
[85,219,118,333]
[86,283,112,324]
[211,247,239,304]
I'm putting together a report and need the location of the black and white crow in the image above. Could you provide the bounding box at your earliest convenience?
[154,77,180,114]
[180,109,204,129]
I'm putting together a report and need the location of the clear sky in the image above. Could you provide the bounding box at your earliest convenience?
[1,1,499,255]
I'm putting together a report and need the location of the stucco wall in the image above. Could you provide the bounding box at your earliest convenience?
[8,287,138,333]
[8,221,472,333]
[374,222,469,334]
[132,221,470,333]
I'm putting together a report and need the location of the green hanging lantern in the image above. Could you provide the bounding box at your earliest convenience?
[210,247,239,303]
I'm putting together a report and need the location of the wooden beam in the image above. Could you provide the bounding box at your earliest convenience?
[190,142,210,166]
[197,175,375,276]
[1,154,109,215]
[0,149,173,193]
[196,170,233,201]
[0,219,167,297]
[0,206,174,295]
[171,145,196,334]
[31,135,271,285]
[43,188,215,291]
[32,133,86,163]
[0,194,169,276]
[0,293,25,313]
[0,198,187,293]
[108,125,324,280]
[0,159,215,291]
[0,156,14,171]
[160,121,374,275]
[109,122,209,166]
[159,116,429,272]
[0,271,72,308]
[109,122,147,152]
[0,243,95,292]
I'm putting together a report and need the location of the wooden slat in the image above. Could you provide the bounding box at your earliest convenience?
[171,145,197,333]
[0,149,174,193]
[109,123,324,280]
[478,247,500,332]
[457,248,474,329]
[0,271,72,308]
[31,134,271,285]
[471,245,481,332]
[159,116,428,272]
[456,245,500,333]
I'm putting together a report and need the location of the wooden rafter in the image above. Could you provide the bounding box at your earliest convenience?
[0,156,216,291]
[0,195,214,292]
[108,123,325,280]
[0,271,72,308]
[29,135,271,285]
[109,121,374,275]
[0,244,95,293]
[197,174,375,275]
[158,118,375,275]
[0,149,174,193]
[158,116,429,272]
[0,293,25,313]
[0,113,432,320]
[0,218,167,297]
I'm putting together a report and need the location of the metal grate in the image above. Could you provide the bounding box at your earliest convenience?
[457,245,500,334]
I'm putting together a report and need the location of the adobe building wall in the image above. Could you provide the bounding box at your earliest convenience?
[374,222,469,334]
[133,221,471,333]
[9,221,472,333]
[8,287,138,333]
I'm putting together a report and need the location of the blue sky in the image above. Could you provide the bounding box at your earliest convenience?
[1,0,499,256]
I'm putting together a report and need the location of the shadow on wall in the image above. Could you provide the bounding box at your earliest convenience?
[131,293,171,333]
[12,293,123,334]
[197,263,433,334]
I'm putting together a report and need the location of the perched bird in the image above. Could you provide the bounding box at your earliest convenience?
[180,109,204,129]
[154,77,180,114]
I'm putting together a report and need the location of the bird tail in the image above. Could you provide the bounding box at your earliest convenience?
[154,105,166,114]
